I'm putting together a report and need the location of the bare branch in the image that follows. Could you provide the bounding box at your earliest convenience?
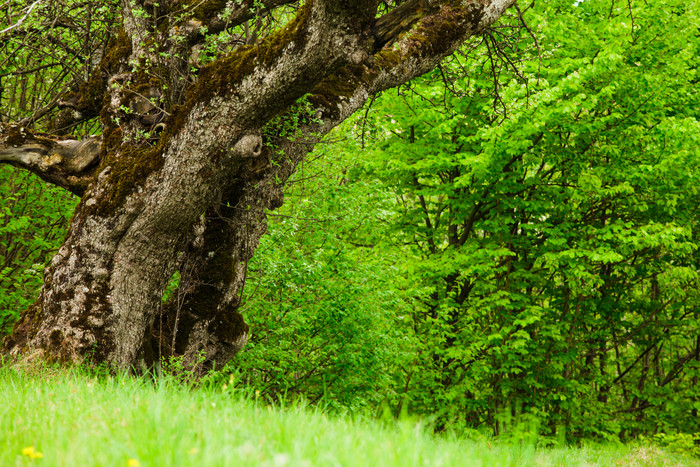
[0,123,101,194]
[0,0,42,35]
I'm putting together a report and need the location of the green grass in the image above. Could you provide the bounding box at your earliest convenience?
[1,365,697,467]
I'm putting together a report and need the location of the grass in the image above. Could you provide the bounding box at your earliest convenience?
[1,364,697,467]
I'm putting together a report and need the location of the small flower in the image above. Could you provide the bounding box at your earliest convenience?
[22,446,43,459]
[127,459,140,467]
[188,448,199,455]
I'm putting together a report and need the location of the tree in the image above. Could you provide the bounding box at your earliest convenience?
[0,0,516,372]
[358,0,700,437]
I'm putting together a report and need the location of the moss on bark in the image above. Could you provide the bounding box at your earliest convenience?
[169,1,313,134]
[1,301,42,355]
[89,138,168,217]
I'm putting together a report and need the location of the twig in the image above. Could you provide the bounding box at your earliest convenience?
[0,1,43,35]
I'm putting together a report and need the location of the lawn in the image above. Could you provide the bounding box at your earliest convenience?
[1,365,696,466]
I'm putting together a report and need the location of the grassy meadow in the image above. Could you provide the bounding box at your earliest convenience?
[1,365,697,467]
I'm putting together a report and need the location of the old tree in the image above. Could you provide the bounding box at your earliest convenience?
[0,0,514,372]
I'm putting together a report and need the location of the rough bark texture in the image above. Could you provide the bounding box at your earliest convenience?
[1,0,515,373]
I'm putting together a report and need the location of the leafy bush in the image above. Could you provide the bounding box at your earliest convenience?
[652,433,700,459]
[228,141,416,411]
[0,167,77,334]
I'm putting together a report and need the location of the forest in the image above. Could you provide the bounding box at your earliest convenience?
[1,0,699,461]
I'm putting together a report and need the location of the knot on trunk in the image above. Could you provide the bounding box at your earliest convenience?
[233,133,263,158]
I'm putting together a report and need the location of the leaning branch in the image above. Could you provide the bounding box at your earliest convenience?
[268,0,519,195]
[0,123,101,195]
[0,0,42,35]
[160,0,299,48]
[193,0,299,39]
[306,0,517,129]
[373,0,440,50]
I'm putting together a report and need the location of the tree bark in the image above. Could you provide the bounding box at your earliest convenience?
[1,0,515,373]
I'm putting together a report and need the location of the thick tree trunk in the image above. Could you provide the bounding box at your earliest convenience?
[153,170,284,373]
[2,0,515,373]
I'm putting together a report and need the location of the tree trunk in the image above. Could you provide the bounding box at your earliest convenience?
[1,0,515,373]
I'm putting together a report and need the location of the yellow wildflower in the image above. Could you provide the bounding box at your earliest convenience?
[21,446,43,459]
[127,459,140,467]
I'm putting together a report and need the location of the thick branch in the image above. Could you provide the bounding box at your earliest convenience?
[308,0,516,126]
[373,0,438,49]
[173,0,378,130]
[0,123,101,195]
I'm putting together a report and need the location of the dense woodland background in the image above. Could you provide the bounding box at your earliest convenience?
[1,0,699,445]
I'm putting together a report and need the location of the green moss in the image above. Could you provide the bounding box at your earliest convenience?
[169,1,313,134]
[317,64,370,97]
[1,123,31,146]
[2,123,76,150]
[407,6,480,57]
[89,134,168,217]
[101,29,133,73]
[307,64,375,119]
[71,71,109,119]
[374,50,402,69]
[86,121,166,218]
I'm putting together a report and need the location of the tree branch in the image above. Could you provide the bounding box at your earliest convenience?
[185,0,300,43]
[0,123,101,195]
[0,0,42,35]
[373,0,439,50]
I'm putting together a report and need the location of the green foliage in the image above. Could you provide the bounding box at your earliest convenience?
[652,432,700,459]
[228,136,417,411]
[0,167,77,334]
[353,0,700,439]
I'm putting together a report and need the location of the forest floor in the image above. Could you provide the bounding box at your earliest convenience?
[1,364,697,467]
